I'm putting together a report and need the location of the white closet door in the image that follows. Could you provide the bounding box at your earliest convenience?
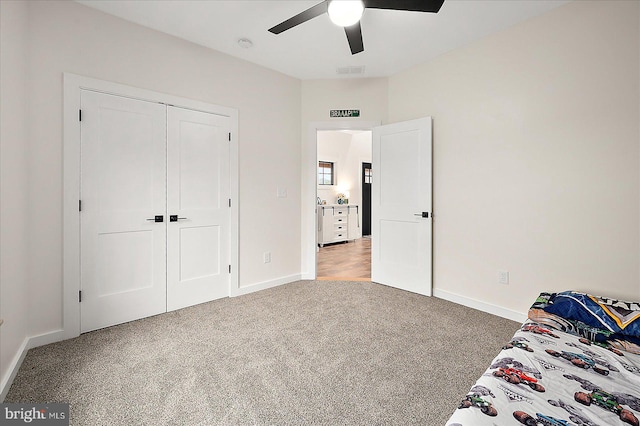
[167,107,231,311]
[80,90,167,333]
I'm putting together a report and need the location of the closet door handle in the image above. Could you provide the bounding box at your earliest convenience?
[146,215,164,222]
[170,215,188,222]
[413,212,430,218]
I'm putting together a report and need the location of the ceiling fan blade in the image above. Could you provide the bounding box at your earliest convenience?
[268,1,328,34]
[344,22,364,55]
[363,0,444,13]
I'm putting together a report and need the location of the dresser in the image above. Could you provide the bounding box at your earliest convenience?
[317,204,359,247]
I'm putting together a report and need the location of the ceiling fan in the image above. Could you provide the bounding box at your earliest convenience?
[268,0,445,55]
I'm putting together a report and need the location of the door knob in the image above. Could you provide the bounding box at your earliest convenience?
[170,215,188,222]
[146,215,164,222]
[413,212,430,218]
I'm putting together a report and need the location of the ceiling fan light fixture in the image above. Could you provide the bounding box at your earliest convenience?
[327,0,364,27]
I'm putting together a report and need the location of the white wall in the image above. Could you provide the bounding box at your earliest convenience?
[388,0,640,314]
[0,0,30,399]
[317,131,352,205]
[301,78,387,276]
[25,0,301,336]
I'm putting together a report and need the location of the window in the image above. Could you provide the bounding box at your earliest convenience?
[364,167,372,184]
[318,161,334,185]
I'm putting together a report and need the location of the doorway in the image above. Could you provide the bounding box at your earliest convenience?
[305,117,432,298]
[315,129,372,280]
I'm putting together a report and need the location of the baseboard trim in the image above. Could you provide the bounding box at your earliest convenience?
[1,337,29,402]
[433,288,528,324]
[1,329,68,402]
[28,329,66,350]
[233,274,302,297]
[317,277,371,282]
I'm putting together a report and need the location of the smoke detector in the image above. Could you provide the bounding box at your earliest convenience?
[237,38,253,49]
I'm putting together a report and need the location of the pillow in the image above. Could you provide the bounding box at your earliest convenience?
[528,291,640,353]
[540,291,640,337]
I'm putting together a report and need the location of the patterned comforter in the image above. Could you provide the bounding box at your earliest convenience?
[446,291,640,426]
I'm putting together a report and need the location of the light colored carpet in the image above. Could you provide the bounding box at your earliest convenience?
[6,280,519,425]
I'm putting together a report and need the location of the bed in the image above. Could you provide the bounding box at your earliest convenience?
[446,291,640,426]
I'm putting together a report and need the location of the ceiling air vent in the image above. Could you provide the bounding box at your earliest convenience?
[336,66,365,76]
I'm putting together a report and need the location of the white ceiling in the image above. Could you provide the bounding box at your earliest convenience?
[76,0,568,80]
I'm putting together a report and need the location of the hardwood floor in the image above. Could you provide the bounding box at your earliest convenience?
[317,237,371,281]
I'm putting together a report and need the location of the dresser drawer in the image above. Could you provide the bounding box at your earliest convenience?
[334,207,348,217]
[334,216,347,225]
[333,231,347,241]
[334,223,347,232]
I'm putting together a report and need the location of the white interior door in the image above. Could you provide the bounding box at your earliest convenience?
[167,107,230,311]
[80,90,167,332]
[371,117,432,296]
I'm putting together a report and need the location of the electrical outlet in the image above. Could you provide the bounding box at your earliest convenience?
[277,187,287,198]
[498,270,509,285]
[264,252,271,263]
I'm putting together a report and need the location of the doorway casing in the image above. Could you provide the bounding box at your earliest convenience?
[302,120,380,280]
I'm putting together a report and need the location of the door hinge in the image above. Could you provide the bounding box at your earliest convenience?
[79,110,82,122]
[79,200,82,211]
[228,265,231,274]
[228,132,231,141]
[228,198,231,208]
[79,290,82,303]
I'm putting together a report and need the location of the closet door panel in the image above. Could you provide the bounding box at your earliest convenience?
[80,90,167,332]
[167,107,231,311]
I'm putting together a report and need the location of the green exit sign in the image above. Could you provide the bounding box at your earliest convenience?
[330,109,360,118]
